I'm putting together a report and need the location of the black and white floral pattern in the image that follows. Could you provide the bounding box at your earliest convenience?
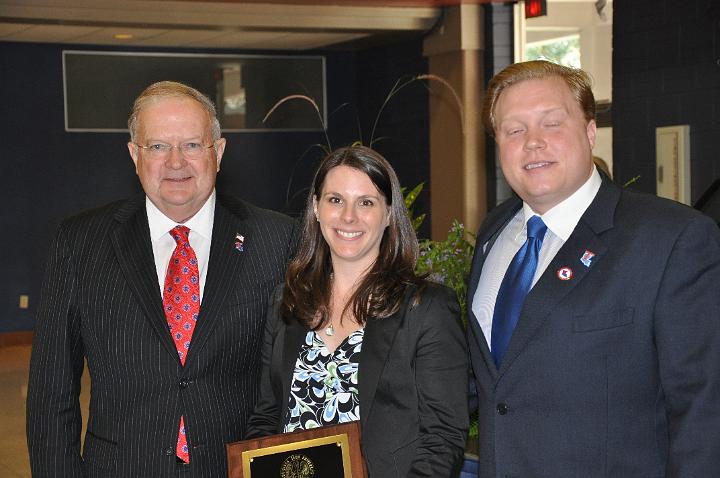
[283,329,363,432]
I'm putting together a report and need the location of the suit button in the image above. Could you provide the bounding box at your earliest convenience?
[179,379,189,389]
[496,403,508,415]
[165,447,174,456]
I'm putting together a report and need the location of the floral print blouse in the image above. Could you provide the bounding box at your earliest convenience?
[283,329,363,432]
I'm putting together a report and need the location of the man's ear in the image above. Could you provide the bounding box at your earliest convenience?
[214,138,227,172]
[128,142,139,172]
[586,119,597,149]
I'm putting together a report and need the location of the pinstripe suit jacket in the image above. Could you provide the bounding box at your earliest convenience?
[27,193,297,478]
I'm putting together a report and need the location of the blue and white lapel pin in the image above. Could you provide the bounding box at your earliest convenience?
[234,233,245,252]
[580,250,595,268]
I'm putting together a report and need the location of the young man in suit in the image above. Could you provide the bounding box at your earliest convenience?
[27,81,297,477]
[467,60,720,477]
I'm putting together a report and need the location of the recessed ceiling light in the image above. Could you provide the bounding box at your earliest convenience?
[114,33,133,40]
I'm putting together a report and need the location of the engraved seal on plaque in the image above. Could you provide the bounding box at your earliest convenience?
[280,453,315,478]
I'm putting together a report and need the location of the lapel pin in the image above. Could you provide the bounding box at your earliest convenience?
[557,267,573,281]
[580,250,595,268]
[234,233,245,252]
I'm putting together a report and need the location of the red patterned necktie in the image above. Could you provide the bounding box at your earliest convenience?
[163,225,200,463]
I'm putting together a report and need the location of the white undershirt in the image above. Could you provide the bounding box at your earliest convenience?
[146,191,216,303]
[472,167,602,348]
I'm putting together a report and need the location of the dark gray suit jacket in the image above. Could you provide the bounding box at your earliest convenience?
[246,284,469,477]
[467,176,720,477]
[27,193,297,478]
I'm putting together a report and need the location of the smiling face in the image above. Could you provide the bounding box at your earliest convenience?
[494,76,596,214]
[313,165,390,273]
[127,96,226,223]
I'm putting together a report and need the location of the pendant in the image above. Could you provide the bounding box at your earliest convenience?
[324,324,334,336]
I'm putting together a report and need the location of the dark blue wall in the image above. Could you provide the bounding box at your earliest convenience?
[0,39,429,332]
[354,39,431,238]
[613,0,720,200]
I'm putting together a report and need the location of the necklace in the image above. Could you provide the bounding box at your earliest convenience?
[324,323,335,336]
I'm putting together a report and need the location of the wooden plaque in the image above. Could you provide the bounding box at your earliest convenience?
[227,422,367,478]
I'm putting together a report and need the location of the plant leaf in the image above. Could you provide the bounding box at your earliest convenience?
[262,94,331,150]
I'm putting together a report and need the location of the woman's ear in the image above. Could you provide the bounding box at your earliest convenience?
[312,196,319,221]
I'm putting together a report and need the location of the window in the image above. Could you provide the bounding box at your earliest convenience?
[63,51,326,132]
[525,34,581,68]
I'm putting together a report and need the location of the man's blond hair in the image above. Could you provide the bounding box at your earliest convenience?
[483,60,595,136]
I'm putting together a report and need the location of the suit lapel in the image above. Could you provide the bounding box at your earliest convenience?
[274,289,415,429]
[498,178,619,376]
[282,320,309,416]
[358,295,407,430]
[184,198,249,365]
[467,317,497,381]
[111,196,179,361]
[275,293,406,431]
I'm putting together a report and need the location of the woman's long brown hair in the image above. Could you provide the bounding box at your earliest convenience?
[281,145,425,329]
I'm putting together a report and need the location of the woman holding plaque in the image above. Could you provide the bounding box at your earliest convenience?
[246,145,468,477]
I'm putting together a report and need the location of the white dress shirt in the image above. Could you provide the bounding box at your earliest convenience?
[146,191,216,303]
[472,167,602,347]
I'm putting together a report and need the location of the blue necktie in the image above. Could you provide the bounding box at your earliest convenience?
[491,215,547,369]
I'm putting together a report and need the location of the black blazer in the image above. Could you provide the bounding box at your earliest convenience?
[246,283,469,477]
[467,176,720,477]
[27,194,297,478]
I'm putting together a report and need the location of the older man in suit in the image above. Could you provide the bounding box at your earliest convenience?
[27,81,297,477]
[467,60,720,477]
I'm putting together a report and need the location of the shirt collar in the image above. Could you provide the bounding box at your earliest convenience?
[522,166,602,241]
[146,190,216,242]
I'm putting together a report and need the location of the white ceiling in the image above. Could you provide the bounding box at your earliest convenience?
[0,0,442,50]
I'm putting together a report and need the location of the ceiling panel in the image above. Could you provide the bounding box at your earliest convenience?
[133,30,233,48]
[246,32,372,50]
[70,27,225,47]
[189,31,300,49]
[3,24,103,43]
[0,21,31,37]
[0,0,440,49]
